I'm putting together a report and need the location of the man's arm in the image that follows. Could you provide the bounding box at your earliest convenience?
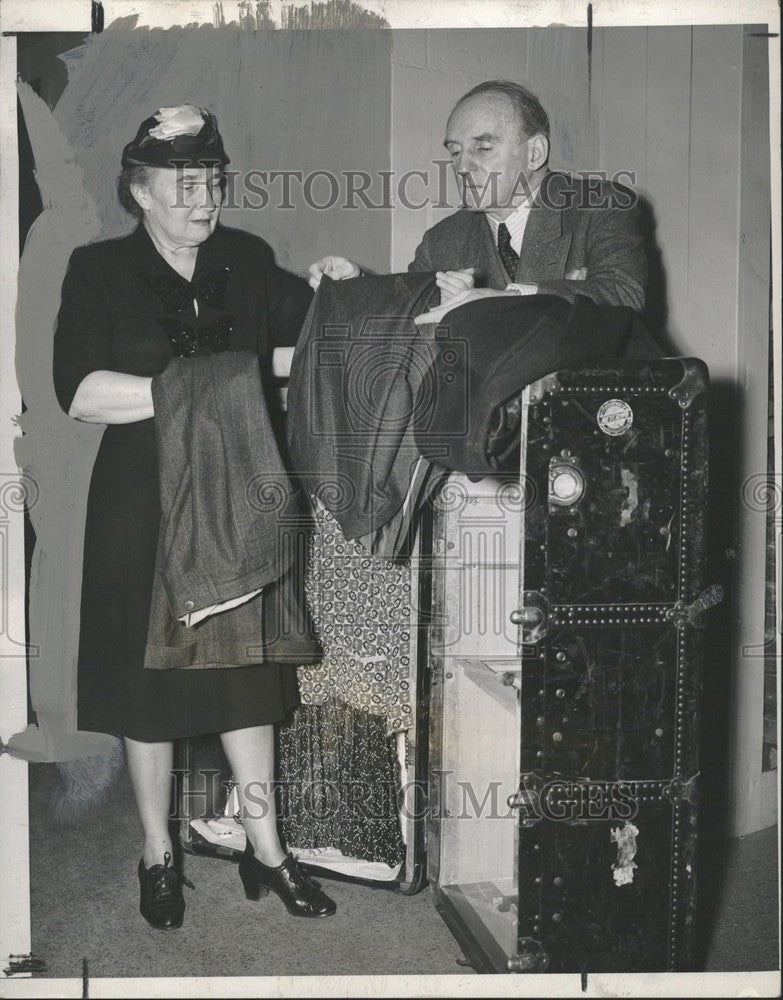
[408,231,435,272]
[533,202,647,311]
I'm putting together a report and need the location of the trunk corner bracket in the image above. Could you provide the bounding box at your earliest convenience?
[668,361,708,409]
[528,372,562,405]
[665,585,724,628]
[662,772,699,805]
[508,939,550,973]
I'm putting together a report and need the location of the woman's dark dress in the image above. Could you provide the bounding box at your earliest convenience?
[53,223,313,741]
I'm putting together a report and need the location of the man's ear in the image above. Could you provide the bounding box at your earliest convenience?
[527,133,549,171]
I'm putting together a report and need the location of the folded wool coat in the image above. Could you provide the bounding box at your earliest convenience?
[414,293,663,475]
[144,350,320,669]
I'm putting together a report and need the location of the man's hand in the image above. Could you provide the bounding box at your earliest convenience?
[436,267,476,304]
[308,255,361,290]
[414,287,519,325]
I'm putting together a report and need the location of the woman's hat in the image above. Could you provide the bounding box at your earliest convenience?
[122,105,230,168]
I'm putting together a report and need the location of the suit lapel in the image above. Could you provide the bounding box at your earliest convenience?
[516,172,572,283]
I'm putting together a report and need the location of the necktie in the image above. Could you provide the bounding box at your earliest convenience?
[497,222,519,282]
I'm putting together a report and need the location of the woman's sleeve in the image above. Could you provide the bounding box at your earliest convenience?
[264,261,314,348]
[52,247,113,415]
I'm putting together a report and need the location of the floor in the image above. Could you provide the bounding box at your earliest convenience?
[27,762,779,981]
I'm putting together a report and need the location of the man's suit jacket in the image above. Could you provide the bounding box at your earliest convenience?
[408,171,646,311]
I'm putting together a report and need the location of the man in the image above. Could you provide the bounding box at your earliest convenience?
[309,79,646,320]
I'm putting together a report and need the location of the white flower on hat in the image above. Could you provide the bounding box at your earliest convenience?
[148,105,205,141]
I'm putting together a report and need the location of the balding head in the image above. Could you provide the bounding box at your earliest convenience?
[450,80,550,142]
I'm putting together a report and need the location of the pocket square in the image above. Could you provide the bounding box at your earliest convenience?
[565,267,588,281]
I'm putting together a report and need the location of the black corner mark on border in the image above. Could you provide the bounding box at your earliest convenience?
[586,4,593,103]
[4,953,47,975]
[91,1,104,34]
[82,956,89,999]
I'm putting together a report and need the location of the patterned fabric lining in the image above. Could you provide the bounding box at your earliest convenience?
[276,700,406,868]
[296,500,416,737]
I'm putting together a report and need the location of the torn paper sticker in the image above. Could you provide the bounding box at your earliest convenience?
[611,821,640,886]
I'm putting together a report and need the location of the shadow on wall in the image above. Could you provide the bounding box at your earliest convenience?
[636,195,677,356]
[694,377,741,967]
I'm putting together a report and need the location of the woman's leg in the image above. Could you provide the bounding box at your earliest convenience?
[220,724,287,867]
[124,736,175,867]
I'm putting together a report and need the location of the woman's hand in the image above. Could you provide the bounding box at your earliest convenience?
[414,287,518,325]
[69,372,155,424]
[436,267,475,304]
[308,255,361,290]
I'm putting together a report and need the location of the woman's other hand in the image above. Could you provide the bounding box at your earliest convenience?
[308,256,361,290]
[436,267,475,305]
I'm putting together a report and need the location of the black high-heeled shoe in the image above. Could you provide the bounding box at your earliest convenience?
[138,851,185,929]
[238,842,336,918]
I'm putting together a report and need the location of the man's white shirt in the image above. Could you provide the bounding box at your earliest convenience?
[484,197,533,256]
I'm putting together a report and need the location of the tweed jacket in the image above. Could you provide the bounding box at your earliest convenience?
[144,351,320,670]
[414,293,660,475]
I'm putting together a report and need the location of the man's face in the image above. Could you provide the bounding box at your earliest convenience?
[444,93,537,215]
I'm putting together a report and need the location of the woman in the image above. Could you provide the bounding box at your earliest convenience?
[53,105,335,927]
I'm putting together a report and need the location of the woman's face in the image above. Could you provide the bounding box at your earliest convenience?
[132,166,223,248]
